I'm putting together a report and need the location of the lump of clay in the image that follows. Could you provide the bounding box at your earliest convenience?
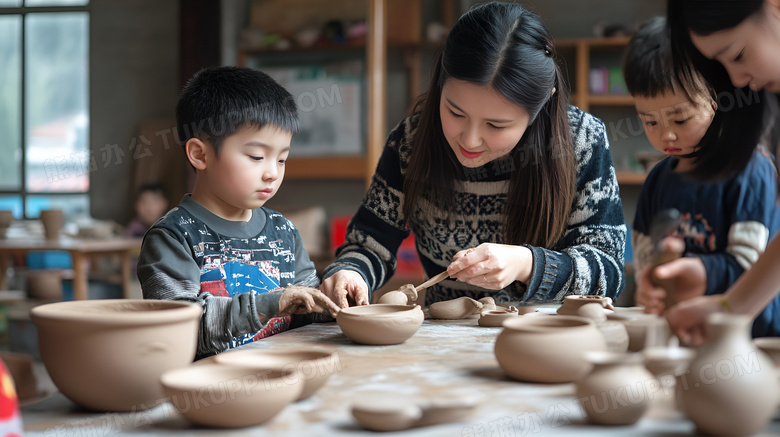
[429,296,484,319]
[377,290,409,305]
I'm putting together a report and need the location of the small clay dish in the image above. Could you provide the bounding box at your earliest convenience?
[754,338,780,368]
[352,399,423,432]
[478,310,519,327]
[337,304,424,345]
[161,363,302,428]
[643,346,696,377]
[214,347,338,400]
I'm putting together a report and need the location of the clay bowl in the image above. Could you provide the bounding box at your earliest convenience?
[754,338,780,368]
[557,295,613,316]
[214,347,338,400]
[643,346,696,389]
[30,299,202,412]
[352,397,423,432]
[160,363,302,428]
[494,315,607,383]
[337,304,424,345]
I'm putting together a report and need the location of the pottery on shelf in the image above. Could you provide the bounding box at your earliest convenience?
[429,296,495,319]
[642,346,695,389]
[576,351,654,426]
[556,294,614,316]
[39,209,64,240]
[753,337,780,369]
[214,347,338,400]
[160,363,302,428]
[0,210,12,239]
[494,315,607,383]
[677,313,779,436]
[337,304,424,345]
[25,269,63,300]
[30,299,202,412]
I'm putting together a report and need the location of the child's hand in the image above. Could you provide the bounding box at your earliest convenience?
[635,263,667,315]
[666,294,723,346]
[447,243,533,289]
[278,286,341,318]
[320,270,369,308]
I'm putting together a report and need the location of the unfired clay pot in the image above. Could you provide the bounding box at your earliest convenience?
[494,315,607,383]
[621,315,670,352]
[753,337,780,369]
[351,392,478,431]
[556,295,613,316]
[337,304,424,345]
[677,313,779,436]
[642,346,695,389]
[214,347,338,400]
[30,299,202,412]
[25,269,63,300]
[478,309,520,327]
[161,364,301,428]
[576,351,653,426]
[576,303,628,352]
[39,209,64,240]
[0,210,12,239]
[0,352,39,402]
[428,296,495,319]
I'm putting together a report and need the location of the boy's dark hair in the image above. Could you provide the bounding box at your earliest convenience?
[137,183,167,200]
[623,16,710,100]
[175,66,300,157]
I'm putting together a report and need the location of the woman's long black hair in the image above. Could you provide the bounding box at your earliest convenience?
[402,2,575,248]
[667,0,780,183]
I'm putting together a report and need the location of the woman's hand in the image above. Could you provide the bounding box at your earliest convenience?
[666,295,723,346]
[319,270,370,309]
[446,243,533,289]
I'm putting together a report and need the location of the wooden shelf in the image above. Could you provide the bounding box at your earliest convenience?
[588,94,635,106]
[616,171,646,185]
[555,36,631,49]
[285,155,367,180]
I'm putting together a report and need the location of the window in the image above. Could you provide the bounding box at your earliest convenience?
[0,0,89,219]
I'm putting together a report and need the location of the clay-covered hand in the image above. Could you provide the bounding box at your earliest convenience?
[666,294,723,346]
[635,263,667,315]
[278,286,341,318]
[447,243,533,290]
[319,269,370,309]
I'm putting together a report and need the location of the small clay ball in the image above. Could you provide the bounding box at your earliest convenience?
[377,291,409,305]
[576,303,607,323]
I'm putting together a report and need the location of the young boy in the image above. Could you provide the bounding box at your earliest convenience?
[624,17,780,337]
[137,66,339,359]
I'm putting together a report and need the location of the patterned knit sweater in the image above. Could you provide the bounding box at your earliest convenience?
[323,106,627,305]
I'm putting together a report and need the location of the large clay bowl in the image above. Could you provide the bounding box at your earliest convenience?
[494,315,607,383]
[30,299,201,411]
[337,304,424,345]
[215,347,338,400]
[161,364,302,428]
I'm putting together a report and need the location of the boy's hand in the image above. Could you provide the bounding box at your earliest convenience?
[666,295,722,346]
[278,286,340,318]
[635,255,707,315]
[635,263,667,315]
[320,270,369,308]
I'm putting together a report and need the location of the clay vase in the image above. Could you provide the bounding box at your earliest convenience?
[30,299,202,412]
[494,315,607,383]
[25,269,63,300]
[215,347,338,400]
[161,364,302,428]
[576,303,628,352]
[576,351,654,426]
[677,313,779,436]
[0,210,12,239]
[39,209,64,240]
[429,296,494,319]
[556,295,613,316]
[337,304,424,345]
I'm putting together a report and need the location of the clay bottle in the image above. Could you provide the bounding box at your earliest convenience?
[576,351,653,426]
[677,313,779,436]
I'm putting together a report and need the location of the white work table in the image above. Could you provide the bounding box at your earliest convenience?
[20,316,780,436]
